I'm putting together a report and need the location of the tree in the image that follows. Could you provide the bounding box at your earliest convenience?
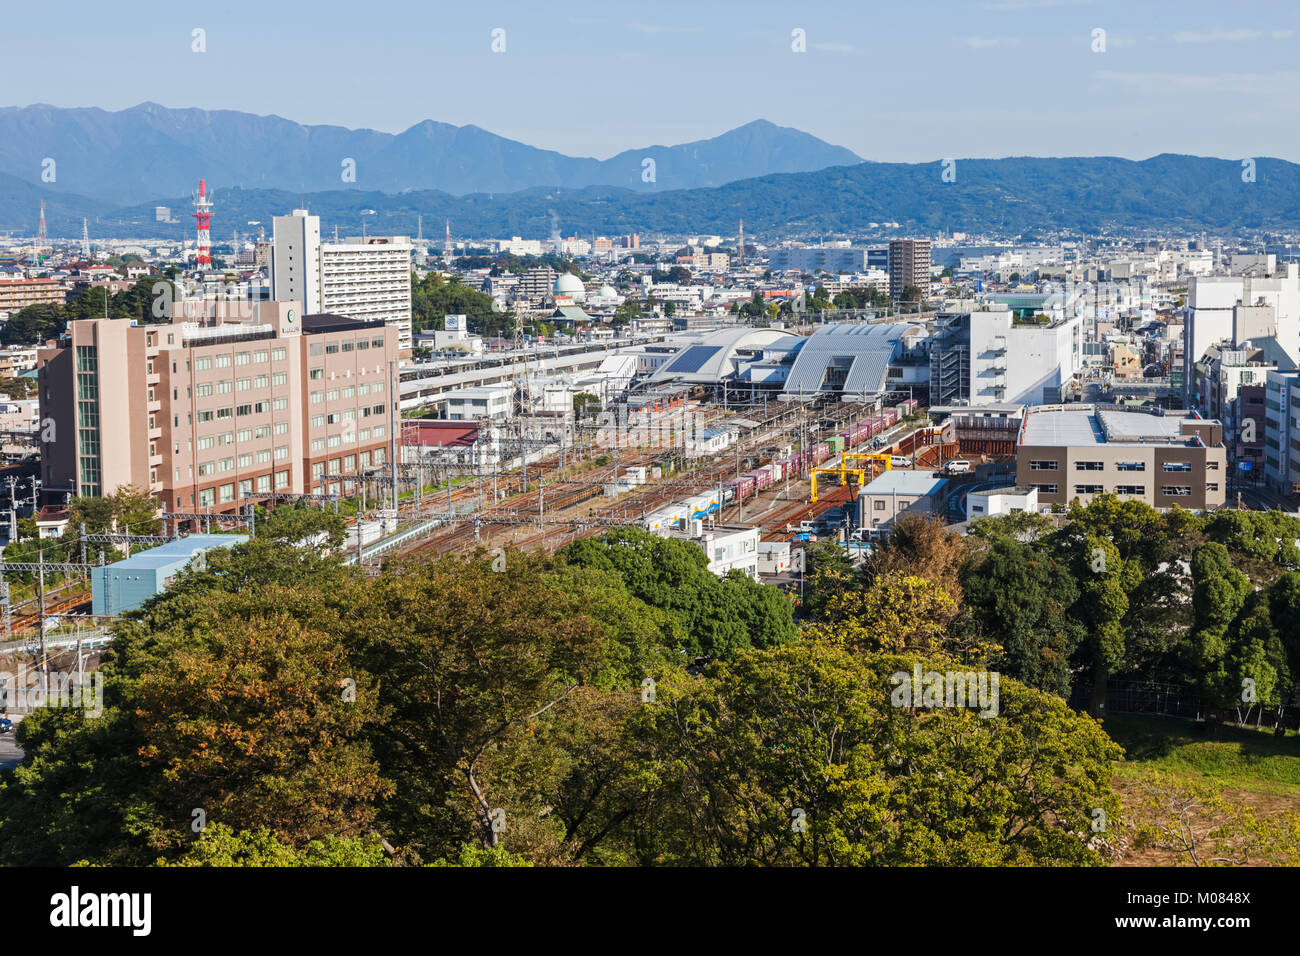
[560,528,795,658]
[1,304,63,346]
[627,641,1122,865]
[959,537,1082,696]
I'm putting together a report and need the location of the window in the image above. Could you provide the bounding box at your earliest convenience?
[1163,461,1192,472]
[342,385,355,398]
[1075,461,1104,471]
[219,483,235,503]
[312,438,326,452]
[325,343,339,354]
[274,445,289,460]
[235,352,251,366]
[272,348,287,362]
[274,422,289,435]
[327,435,341,448]
[1162,485,1193,497]
[357,339,370,351]
[197,410,214,423]
[237,404,252,417]
[215,355,232,368]
[273,372,287,386]
[1074,484,1104,495]
[1207,460,1220,470]
[254,374,270,388]
[239,428,255,442]
[238,453,253,468]
[327,389,339,402]
[1206,482,1219,492]
[275,471,289,489]
[198,489,215,507]
[373,426,385,439]
[195,383,213,397]
[218,432,234,446]
[309,343,323,357]
[1029,460,1058,471]
[372,338,384,349]
[309,368,324,380]
[216,407,233,419]
[198,463,215,477]
[310,391,324,405]
[312,415,325,428]
[1116,461,1145,472]
[219,457,234,472]
[237,378,251,391]
[874,500,886,510]
[216,380,232,394]
[359,383,370,396]
[272,398,287,411]
[342,341,354,352]
[195,357,212,371]
[1115,485,1145,495]
[1032,483,1058,494]
[197,436,214,451]
[254,350,269,364]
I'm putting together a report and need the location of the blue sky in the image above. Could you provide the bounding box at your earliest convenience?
[5,0,1300,162]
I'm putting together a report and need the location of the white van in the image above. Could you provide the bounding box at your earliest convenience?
[890,455,912,468]
[946,459,972,474]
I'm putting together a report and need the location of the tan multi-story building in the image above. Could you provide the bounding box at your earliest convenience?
[1016,404,1227,511]
[0,278,66,312]
[37,301,399,514]
[888,238,931,301]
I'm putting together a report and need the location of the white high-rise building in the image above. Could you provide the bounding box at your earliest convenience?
[271,209,412,355]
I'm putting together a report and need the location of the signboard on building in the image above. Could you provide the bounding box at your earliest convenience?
[445,314,467,333]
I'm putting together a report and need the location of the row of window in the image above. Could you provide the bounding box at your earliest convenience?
[193,348,288,371]
[1030,459,1205,473]
[307,337,386,357]
[1030,484,1213,497]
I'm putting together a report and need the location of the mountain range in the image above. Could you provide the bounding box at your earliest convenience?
[1,103,1298,240]
[0,103,862,205]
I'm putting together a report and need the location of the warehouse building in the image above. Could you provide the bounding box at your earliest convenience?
[91,534,250,616]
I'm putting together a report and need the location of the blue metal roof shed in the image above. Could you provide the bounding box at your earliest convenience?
[91,534,250,616]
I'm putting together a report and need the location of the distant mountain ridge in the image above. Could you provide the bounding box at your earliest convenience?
[7,152,1300,241]
[0,103,862,204]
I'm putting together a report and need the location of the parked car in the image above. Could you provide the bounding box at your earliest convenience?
[0,717,13,734]
[890,455,913,468]
[946,459,972,474]
[798,520,818,532]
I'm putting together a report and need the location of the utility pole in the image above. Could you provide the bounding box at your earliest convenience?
[37,547,47,696]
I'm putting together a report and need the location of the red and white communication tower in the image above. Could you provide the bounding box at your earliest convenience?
[192,179,213,267]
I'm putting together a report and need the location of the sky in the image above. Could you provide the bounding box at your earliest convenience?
[4,0,1300,163]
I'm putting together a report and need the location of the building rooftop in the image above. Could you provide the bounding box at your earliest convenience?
[301,313,388,335]
[104,534,250,571]
[861,470,949,497]
[1021,405,1213,447]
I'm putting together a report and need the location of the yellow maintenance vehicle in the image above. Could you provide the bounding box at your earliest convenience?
[810,453,892,503]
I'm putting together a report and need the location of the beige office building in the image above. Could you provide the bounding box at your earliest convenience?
[38,301,399,515]
[1016,404,1227,511]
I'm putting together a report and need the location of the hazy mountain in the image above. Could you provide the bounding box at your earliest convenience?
[0,172,115,238]
[0,104,862,204]
[44,153,1300,242]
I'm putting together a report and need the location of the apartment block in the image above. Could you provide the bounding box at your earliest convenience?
[1016,404,1227,511]
[888,239,931,301]
[0,277,66,312]
[37,301,400,514]
[270,209,413,355]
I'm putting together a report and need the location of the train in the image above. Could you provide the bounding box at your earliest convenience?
[642,400,919,533]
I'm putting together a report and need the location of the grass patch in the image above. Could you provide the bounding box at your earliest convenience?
[1103,713,1300,795]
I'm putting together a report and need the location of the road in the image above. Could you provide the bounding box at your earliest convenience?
[0,730,22,771]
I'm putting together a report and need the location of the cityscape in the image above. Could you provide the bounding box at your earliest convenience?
[0,0,1294,933]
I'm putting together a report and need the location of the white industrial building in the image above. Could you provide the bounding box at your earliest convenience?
[271,209,413,355]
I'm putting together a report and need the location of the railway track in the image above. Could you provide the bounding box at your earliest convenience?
[388,400,877,560]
